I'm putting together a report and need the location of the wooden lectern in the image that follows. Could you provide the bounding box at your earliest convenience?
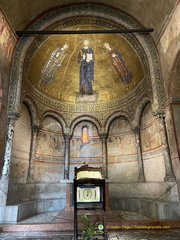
[73,166,108,239]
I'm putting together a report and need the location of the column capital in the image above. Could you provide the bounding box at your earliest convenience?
[99,133,108,140]
[131,126,140,134]
[152,110,165,119]
[64,133,72,139]
[32,125,40,132]
[8,111,20,120]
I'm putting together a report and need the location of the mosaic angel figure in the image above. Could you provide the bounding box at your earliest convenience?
[38,43,68,91]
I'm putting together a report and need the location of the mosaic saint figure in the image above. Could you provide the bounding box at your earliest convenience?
[77,39,94,95]
[38,43,68,91]
[104,42,132,83]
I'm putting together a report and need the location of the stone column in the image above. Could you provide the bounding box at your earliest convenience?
[64,133,71,179]
[2,116,18,176]
[100,133,108,178]
[132,127,146,182]
[156,113,176,182]
[0,114,18,205]
[27,125,39,182]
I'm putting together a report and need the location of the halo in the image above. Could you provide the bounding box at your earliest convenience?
[79,36,93,46]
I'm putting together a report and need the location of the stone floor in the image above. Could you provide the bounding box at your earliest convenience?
[1,210,180,240]
[18,210,152,224]
[1,230,180,240]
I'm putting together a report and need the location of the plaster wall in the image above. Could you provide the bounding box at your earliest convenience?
[166,105,180,182]
[69,121,102,180]
[10,104,31,183]
[140,103,165,182]
[157,2,180,98]
[107,118,138,182]
[172,105,180,157]
[157,2,180,197]
[34,116,64,183]
[0,0,177,42]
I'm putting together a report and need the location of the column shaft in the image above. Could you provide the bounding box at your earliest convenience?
[133,128,146,182]
[0,115,18,206]
[100,134,108,178]
[64,134,71,179]
[27,126,39,182]
[157,114,176,181]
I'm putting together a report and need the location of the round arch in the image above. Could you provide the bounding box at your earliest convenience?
[70,115,102,136]
[23,95,40,128]
[168,50,180,98]
[40,110,67,133]
[132,97,151,129]
[104,111,131,134]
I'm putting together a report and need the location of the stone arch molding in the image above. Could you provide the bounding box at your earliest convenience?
[23,96,40,128]
[104,111,132,134]
[8,3,164,117]
[132,97,151,129]
[70,115,102,136]
[40,111,67,133]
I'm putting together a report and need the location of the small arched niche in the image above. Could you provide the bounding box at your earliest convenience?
[107,117,138,182]
[10,103,31,184]
[69,120,103,180]
[140,103,165,182]
[34,116,64,183]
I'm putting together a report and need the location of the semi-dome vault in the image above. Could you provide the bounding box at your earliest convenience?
[9,3,164,127]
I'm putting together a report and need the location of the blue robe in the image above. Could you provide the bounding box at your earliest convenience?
[78,47,94,95]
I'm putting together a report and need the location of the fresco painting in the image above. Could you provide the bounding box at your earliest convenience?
[140,104,162,152]
[69,121,102,179]
[107,118,138,182]
[140,103,165,182]
[0,10,15,60]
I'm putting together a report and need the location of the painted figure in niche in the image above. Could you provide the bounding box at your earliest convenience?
[38,43,69,91]
[1,27,12,58]
[104,42,132,83]
[0,16,5,36]
[77,39,94,95]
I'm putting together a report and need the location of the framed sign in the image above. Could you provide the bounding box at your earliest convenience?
[77,186,101,203]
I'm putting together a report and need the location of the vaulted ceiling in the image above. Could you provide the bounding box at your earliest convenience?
[0,0,178,42]
[1,0,178,125]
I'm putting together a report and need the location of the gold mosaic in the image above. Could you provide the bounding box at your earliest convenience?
[28,26,144,104]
